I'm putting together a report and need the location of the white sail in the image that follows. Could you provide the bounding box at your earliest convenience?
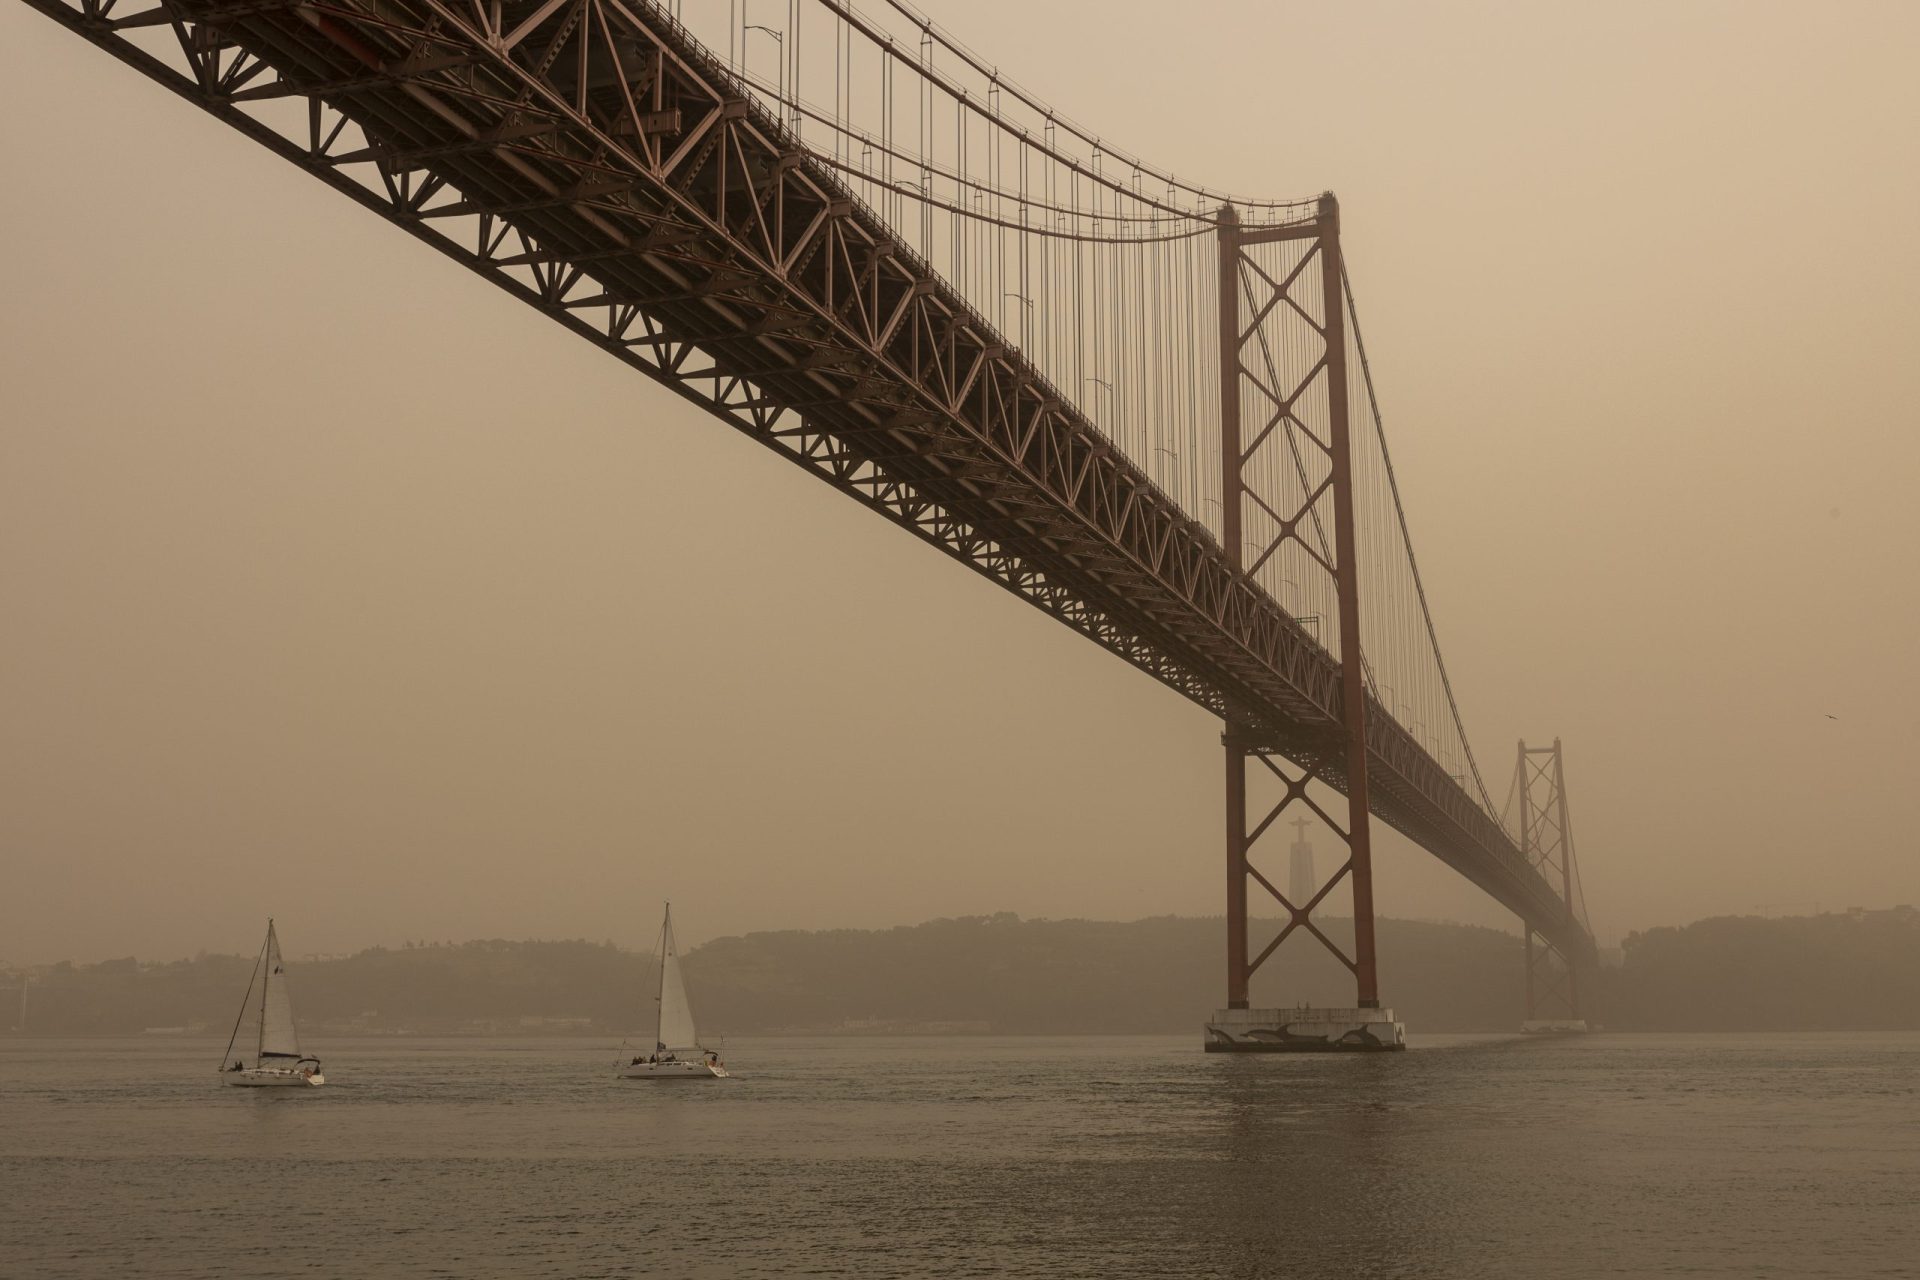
[257,922,303,1062]
[655,911,698,1051]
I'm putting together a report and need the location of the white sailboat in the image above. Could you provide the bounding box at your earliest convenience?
[618,904,729,1080]
[219,919,325,1087]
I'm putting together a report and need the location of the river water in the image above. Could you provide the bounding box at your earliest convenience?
[3,1032,1916,1277]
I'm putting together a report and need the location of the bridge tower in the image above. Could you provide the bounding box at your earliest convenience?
[1205,195,1404,1052]
[1516,739,1591,1033]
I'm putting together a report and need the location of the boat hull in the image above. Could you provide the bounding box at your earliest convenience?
[225,1068,325,1087]
[618,1060,728,1080]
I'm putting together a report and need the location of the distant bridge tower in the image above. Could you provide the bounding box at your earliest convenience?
[1516,739,1591,1033]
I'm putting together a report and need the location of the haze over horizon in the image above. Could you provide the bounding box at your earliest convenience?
[4,0,1918,972]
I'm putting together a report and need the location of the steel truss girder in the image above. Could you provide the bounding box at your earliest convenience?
[21,0,1592,961]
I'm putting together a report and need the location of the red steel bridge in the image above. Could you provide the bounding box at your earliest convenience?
[19,0,1595,1029]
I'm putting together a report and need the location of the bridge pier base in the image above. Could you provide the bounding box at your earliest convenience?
[1204,1006,1406,1053]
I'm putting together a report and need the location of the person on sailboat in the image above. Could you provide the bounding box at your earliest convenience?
[219,920,326,1088]
[616,904,731,1080]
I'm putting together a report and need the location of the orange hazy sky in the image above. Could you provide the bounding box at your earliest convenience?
[2,0,1917,972]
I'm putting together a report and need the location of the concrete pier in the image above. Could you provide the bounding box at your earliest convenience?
[1204,1007,1407,1052]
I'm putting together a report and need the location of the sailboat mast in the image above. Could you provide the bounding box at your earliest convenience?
[256,919,273,1066]
[654,904,669,1050]
[219,935,262,1072]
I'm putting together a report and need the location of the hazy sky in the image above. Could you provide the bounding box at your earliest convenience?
[3,0,1917,974]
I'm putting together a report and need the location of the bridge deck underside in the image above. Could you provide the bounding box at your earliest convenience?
[27,0,1592,958]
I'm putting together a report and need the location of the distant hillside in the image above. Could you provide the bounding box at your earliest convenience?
[2,914,1522,1035]
[1599,906,1920,1030]
[6,907,1916,1036]
[686,914,1523,1033]
[3,940,644,1038]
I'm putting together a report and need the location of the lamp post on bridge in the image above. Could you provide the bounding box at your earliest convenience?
[1083,376,1113,409]
[1083,377,1117,447]
[1153,445,1180,506]
[742,21,786,127]
[1003,292,1034,356]
[1275,576,1322,640]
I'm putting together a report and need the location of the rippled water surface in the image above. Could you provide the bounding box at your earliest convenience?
[4,1032,1917,1277]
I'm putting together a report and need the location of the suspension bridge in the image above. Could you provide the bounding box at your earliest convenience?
[19,0,1596,1047]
